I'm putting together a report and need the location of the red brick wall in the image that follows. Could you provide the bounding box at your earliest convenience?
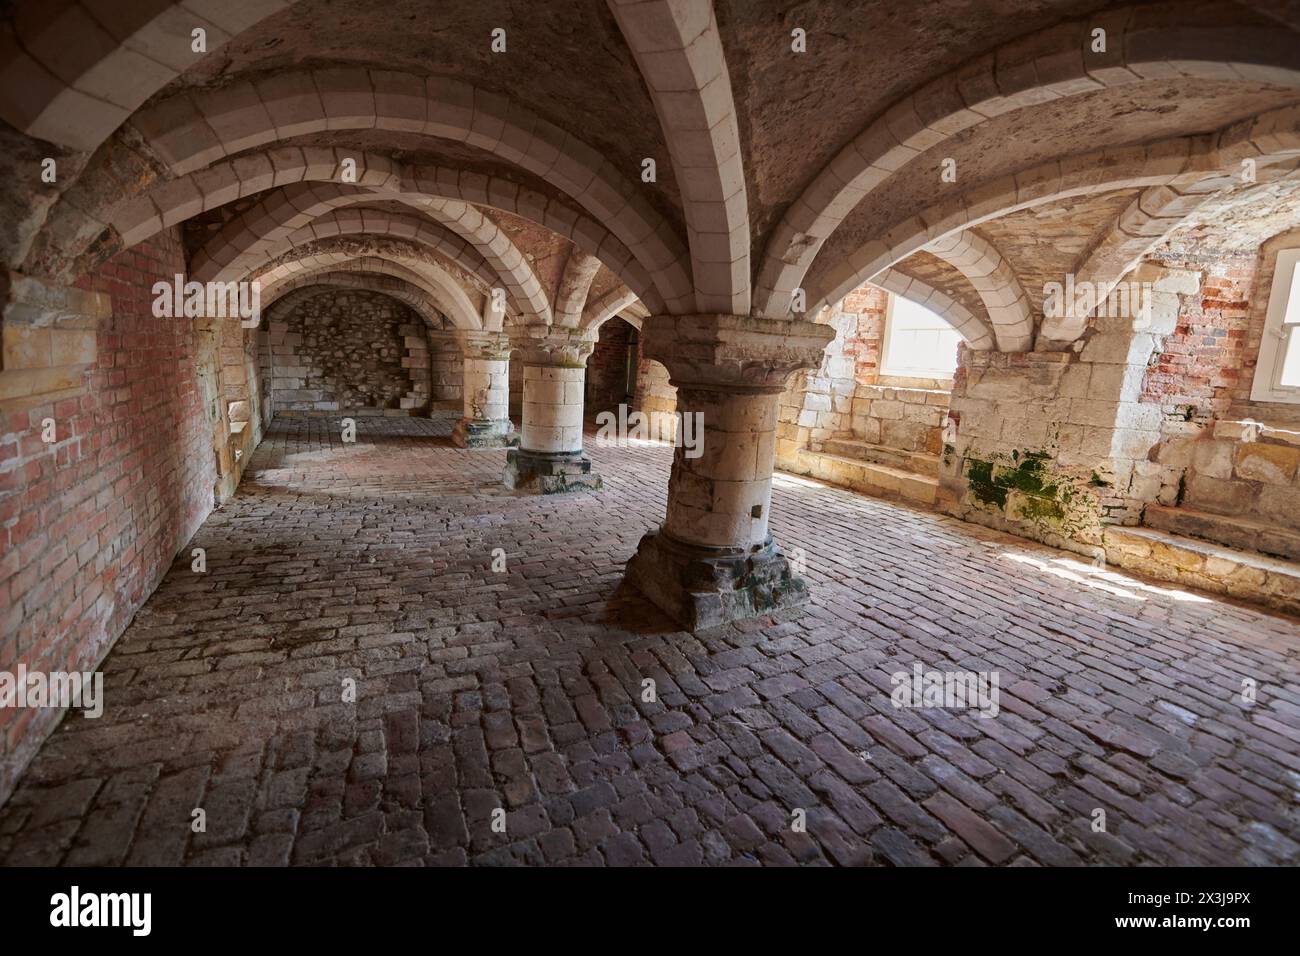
[586,317,635,414]
[1140,254,1256,418]
[1,229,215,801]
[840,285,888,386]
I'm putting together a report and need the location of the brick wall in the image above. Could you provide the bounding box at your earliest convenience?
[1,228,216,803]
[841,285,888,386]
[1140,253,1255,419]
[586,317,635,414]
[265,291,425,412]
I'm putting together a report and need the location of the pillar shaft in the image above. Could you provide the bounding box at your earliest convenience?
[623,313,834,631]
[521,363,586,454]
[451,331,515,448]
[504,332,602,493]
[662,385,778,549]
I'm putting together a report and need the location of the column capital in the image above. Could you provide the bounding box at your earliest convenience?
[641,313,834,392]
[454,329,511,360]
[510,325,597,366]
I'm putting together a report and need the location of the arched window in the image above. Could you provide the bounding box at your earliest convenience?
[1249,248,1300,404]
[880,294,961,379]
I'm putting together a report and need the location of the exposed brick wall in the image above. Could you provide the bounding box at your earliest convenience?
[586,317,635,414]
[1140,253,1256,419]
[841,285,888,386]
[265,291,423,412]
[1,228,216,803]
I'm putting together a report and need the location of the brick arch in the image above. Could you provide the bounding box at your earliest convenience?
[608,0,750,314]
[805,109,1300,324]
[120,68,694,311]
[925,231,1032,351]
[753,0,1300,318]
[256,251,485,331]
[0,0,299,151]
[191,182,551,321]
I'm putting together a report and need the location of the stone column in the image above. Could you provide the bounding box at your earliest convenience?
[451,330,515,448]
[503,329,602,493]
[623,314,834,631]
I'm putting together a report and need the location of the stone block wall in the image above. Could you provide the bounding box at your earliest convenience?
[0,229,217,804]
[777,283,953,469]
[264,291,426,413]
[1163,420,1300,528]
[940,265,1199,554]
[429,335,463,407]
[631,354,677,437]
[851,385,949,454]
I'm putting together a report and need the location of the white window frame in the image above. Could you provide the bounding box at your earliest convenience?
[1250,248,1300,404]
[879,293,960,380]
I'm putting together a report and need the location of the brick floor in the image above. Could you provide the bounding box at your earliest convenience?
[2,414,1298,866]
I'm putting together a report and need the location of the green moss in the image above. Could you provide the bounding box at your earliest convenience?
[1089,471,1110,487]
[970,480,1008,508]
[1015,495,1065,521]
[962,448,1102,540]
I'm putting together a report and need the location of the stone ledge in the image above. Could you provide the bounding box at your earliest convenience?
[1144,504,1300,563]
[793,449,939,506]
[814,438,940,477]
[1104,526,1300,617]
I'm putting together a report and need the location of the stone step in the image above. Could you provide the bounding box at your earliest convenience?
[795,449,938,506]
[814,438,940,477]
[1145,504,1300,562]
[1103,525,1300,616]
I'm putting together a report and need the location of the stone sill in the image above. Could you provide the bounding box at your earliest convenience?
[874,373,953,391]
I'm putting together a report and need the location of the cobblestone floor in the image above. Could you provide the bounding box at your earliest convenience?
[2,414,1298,866]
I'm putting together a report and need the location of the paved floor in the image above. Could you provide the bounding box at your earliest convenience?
[2,414,1298,866]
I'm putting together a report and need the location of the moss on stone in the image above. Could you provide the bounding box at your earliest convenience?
[970,480,1008,508]
[962,448,1101,541]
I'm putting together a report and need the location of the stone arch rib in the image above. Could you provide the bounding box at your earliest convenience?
[753,0,1300,318]
[0,0,297,150]
[871,269,995,350]
[804,108,1300,321]
[926,231,1033,351]
[608,0,749,313]
[122,69,694,311]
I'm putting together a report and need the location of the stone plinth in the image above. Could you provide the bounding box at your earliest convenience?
[503,448,602,493]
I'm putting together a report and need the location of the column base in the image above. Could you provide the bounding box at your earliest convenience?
[452,418,517,448]
[503,449,603,494]
[623,531,809,631]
